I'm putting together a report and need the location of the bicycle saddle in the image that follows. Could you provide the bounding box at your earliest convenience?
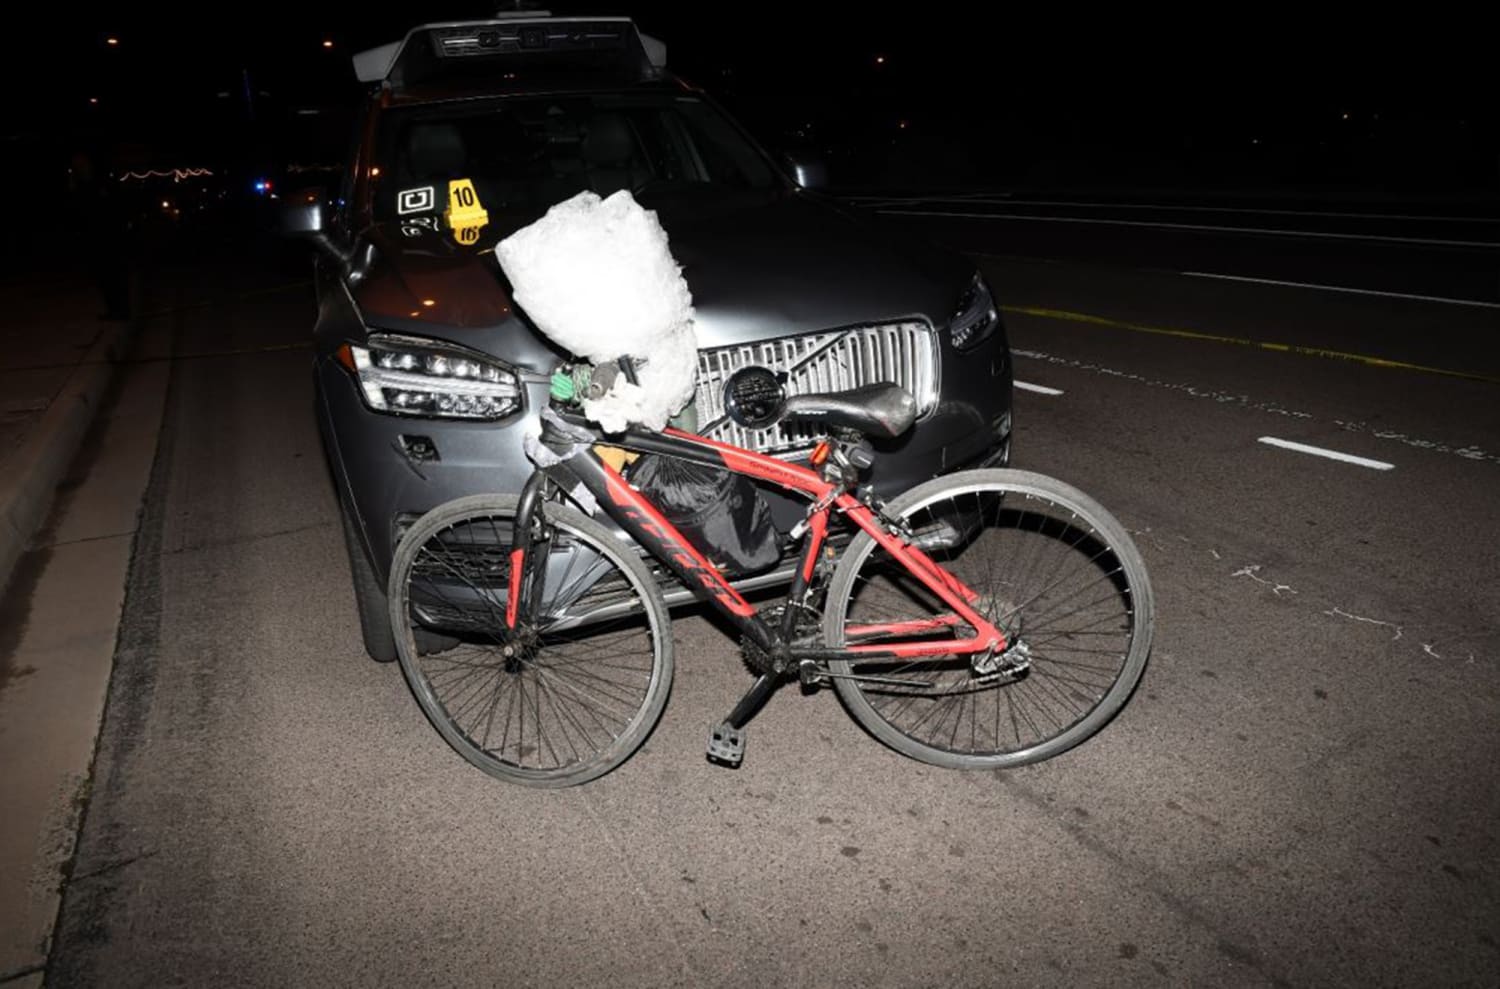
[780,383,918,439]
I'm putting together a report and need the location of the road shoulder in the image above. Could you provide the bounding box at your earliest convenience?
[0,324,169,984]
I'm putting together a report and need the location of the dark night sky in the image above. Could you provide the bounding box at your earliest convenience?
[6,4,1496,197]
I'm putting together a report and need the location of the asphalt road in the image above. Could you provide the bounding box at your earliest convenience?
[860,194,1500,306]
[47,204,1500,987]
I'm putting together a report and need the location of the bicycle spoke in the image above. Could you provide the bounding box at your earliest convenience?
[830,474,1151,766]
[393,501,671,785]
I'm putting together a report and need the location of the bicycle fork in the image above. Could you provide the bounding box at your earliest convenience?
[505,469,554,634]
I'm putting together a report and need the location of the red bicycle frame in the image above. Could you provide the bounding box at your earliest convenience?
[510,414,1008,664]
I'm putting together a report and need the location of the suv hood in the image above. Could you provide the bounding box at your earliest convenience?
[350,191,971,363]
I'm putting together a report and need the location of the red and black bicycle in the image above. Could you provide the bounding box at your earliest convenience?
[387,361,1154,786]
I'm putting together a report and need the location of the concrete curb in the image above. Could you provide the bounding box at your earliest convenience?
[0,319,136,595]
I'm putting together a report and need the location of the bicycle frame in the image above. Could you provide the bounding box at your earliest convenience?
[511,412,1008,665]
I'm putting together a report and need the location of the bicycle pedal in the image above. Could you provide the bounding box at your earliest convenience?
[706,721,746,768]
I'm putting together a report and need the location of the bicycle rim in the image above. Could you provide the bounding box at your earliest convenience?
[825,469,1153,770]
[390,496,672,786]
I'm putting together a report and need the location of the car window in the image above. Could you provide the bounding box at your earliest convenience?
[371,94,777,221]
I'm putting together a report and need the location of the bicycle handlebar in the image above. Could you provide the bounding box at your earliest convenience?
[583,356,642,402]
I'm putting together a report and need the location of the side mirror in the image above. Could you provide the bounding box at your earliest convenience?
[280,191,343,260]
[782,152,830,191]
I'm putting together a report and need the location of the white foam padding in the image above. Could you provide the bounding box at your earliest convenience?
[496,190,698,432]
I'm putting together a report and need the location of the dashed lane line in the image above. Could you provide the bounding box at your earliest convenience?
[1256,437,1395,471]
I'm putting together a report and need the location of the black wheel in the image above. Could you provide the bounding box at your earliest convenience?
[388,495,673,787]
[824,469,1153,770]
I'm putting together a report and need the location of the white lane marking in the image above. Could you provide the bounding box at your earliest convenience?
[1180,271,1500,310]
[1333,420,1495,462]
[1014,380,1064,395]
[876,209,1500,249]
[855,195,1498,224]
[1257,437,1394,470]
[1015,348,1500,466]
[1013,348,1315,420]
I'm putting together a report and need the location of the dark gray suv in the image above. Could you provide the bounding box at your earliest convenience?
[287,15,1013,662]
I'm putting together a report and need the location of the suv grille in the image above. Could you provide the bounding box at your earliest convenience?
[694,322,938,454]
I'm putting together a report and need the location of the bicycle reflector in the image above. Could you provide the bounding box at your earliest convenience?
[723,365,785,429]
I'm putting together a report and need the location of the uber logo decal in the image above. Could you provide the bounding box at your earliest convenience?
[398,186,436,215]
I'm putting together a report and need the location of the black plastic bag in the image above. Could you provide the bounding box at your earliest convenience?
[628,454,782,577]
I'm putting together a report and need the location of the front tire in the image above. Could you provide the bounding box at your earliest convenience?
[388,495,674,787]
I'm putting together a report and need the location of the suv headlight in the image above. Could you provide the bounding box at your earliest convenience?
[337,335,522,419]
[949,275,1000,351]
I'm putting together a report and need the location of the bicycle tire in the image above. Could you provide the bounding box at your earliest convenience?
[388,494,673,787]
[824,469,1153,770]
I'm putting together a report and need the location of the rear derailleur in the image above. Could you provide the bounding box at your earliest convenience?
[970,637,1032,682]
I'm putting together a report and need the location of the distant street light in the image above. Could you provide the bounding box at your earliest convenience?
[322,39,334,49]
[106,37,119,46]
[88,97,99,105]
[874,54,886,66]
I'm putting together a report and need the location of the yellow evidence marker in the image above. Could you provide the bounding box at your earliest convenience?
[445,178,489,229]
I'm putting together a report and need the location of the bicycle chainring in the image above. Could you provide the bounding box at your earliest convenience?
[739,603,823,676]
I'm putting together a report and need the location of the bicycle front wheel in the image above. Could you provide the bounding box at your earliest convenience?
[388,494,673,787]
[824,469,1153,770]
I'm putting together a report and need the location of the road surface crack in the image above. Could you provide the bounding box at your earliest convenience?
[1323,608,1403,641]
[1230,564,1297,597]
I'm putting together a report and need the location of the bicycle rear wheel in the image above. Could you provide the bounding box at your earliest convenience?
[388,494,673,787]
[824,469,1153,770]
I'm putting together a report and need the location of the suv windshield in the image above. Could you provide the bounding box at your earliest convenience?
[372,93,779,220]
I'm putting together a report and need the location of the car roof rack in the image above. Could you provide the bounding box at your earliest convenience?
[353,15,667,92]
